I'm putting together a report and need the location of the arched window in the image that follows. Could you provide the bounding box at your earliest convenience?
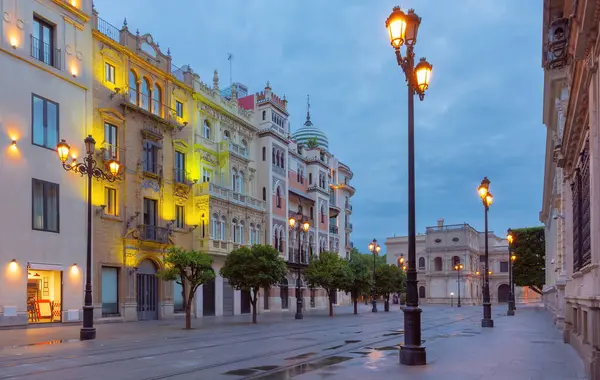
[241,139,248,154]
[452,256,460,267]
[272,148,275,164]
[262,110,266,120]
[141,77,151,111]
[152,83,162,116]
[238,171,244,194]
[262,187,266,201]
[220,216,226,241]
[249,223,255,245]
[419,286,426,299]
[281,155,285,169]
[203,120,211,140]
[278,229,284,252]
[276,187,281,208]
[256,224,261,244]
[232,169,238,192]
[238,221,245,244]
[262,147,266,161]
[274,226,279,248]
[434,257,443,271]
[418,257,425,269]
[212,213,219,239]
[276,151,280,167]
[129,70,138,104]
[231,219,238,242]
[224,130,230,140]
[320,205,325,223]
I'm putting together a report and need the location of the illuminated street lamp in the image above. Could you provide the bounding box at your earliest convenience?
[289,215,310,320]
[368,239,381,312]
[454,263,463,307]
[56,135,121,340]
[385,5,432,366]
[506,228,517,316]
[478,176,494,328]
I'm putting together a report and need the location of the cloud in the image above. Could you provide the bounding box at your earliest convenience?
[95,0,545,255]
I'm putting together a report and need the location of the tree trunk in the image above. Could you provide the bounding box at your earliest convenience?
[328,290,333,316]
[251,288,258,324]
[384,298,390,312]
[353,299,357,314]
[185,306,192,329]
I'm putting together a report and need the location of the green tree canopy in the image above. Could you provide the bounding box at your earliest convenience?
[304,251,350,316]
[342,252,373,314]
[220,244,288,323]
[157,247,215,329]
[376,264,405,301]
[511,226,545,295]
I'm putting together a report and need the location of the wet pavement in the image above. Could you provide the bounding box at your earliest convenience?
[0,303,587,379]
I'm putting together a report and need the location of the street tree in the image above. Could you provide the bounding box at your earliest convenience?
[157,247,215,329]
[220,244,288,324]
[511,226,545,295]
[375,264,405,311]
[304,251,350,316]
[343,252,373,314]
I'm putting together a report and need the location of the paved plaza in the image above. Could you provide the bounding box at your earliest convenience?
[0,303,587,380]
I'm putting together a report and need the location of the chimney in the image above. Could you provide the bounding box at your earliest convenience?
[437,218,444,228]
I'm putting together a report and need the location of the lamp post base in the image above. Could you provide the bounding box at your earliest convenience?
[457,301,461,307]
[481,318,494,328]
[507,309,515,316]
[371,300,378,313]
[80,327,96,341]
[295,298,303,320]
[400,344,427,366]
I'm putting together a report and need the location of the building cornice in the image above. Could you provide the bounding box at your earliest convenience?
[52,0,91,23]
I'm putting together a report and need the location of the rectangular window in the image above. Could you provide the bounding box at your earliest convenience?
[202,168,212,183]
[143,198,157,226]
[32,94,59,149]
[176,101,183,118]
[143,141,159,174]
[101,267,119,317]
[175,205,185,229]
[32,17,58,68]
[32,179,59,232]
[174,151,185,183]
[104,122,118,160]
[500,261,509,273]
[174,281,184,313]
[105,62,115,83]
[105,187,117,216]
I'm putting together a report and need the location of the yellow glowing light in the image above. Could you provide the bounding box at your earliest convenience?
[375,245,381,253]
[386,7,407,49]
[9,36,18,48]
[8,259,18,272]
[415,58,432,93]
[476,271,480,275]
[10,140,17,149]
[368,243,374,252]
[402,265,407,271]
[511,255,516,262]
[399,254,405,264]
[70,263,79,275]
[106,159,120,176]
[302,222,310,232]
[506,233,514,244]
[70,0,77,6]
[57,139,70,162]
[71,66,78,78]
[289,217,296,228]
[485,193,494,206]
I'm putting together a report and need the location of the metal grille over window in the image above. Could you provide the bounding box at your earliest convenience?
[572,139,591,271]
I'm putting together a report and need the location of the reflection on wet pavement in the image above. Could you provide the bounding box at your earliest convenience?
[252,356,353,379]
[10,339,80,348]
[284,352,316,360]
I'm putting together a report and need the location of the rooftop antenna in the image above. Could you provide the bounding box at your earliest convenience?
[228,53,233,87]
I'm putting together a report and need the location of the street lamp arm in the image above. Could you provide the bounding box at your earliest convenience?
[63,155,118,182]
[396,46,427,101]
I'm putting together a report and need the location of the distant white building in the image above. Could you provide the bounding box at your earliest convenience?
[385,219,541,305]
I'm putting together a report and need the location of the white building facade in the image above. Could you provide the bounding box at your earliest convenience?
[0,0,93,326]
[386,219,540,306]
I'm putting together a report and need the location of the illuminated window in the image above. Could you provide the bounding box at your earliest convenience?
[175,205,185,229]
[202,168,212,183]
[32,17,58,68]
[105,62,115,83]
[104,122,118,160]
[32,179,59,232]
[152,83,162,116]
[104,187,117,216]
[176,101,183,118]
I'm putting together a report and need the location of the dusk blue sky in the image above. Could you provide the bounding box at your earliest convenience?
[95,0,546,254]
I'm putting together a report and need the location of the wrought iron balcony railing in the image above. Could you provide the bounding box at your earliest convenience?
[139,225,169,243]
[30,35,61,70]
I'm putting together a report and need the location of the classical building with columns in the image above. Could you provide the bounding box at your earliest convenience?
[385,219,539,306]
[541,0,600,377]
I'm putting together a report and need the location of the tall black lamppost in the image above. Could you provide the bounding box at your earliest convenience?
[385,6,433,366]
[477,177,494,328]
[56,135,121,340]
[368,239,381,312]
[454,262,463,307]
[506,228,517,316]
[289,215,310,320]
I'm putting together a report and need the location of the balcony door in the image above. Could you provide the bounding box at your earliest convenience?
[143,198,157,240]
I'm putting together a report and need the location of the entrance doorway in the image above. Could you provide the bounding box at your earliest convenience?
[137,259,158,320]
[222,279,234,316]
[203,278,216,316]
[240,289,251,314]
[498,284,510,303]
[27,269,62,323]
